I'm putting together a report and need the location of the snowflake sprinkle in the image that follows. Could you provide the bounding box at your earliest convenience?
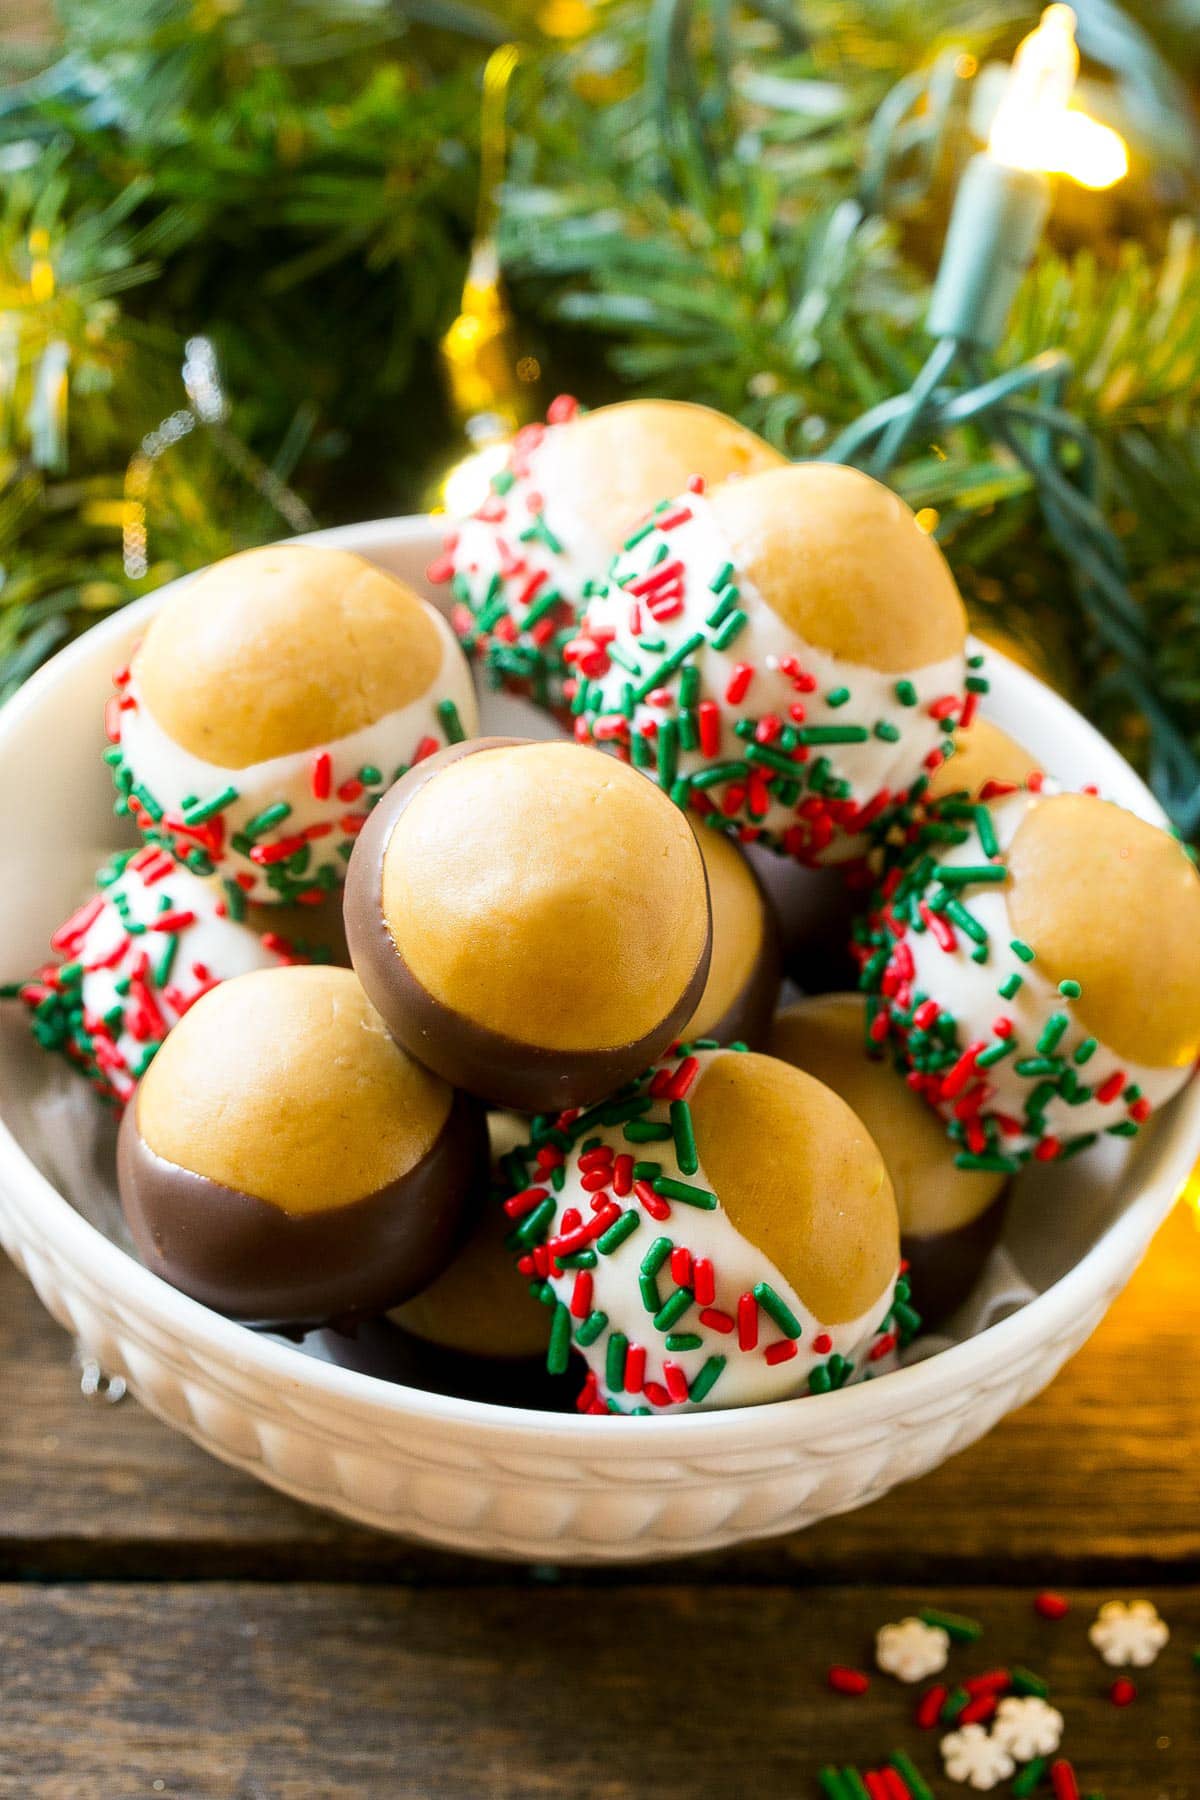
[1088,1599,1170,1668]
[991,1695,1064,1760]
[875,1616,951,1683]
[940,1722,1015,1790]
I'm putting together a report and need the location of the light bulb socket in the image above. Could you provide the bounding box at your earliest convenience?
[927,153,1051,350]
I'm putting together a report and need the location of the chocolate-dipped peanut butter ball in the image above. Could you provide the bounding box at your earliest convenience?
[771,994,1007,1324]
[684,828,781,1047]
[344,738,713,1112]
[860,790,1200,1169]
[9,848,322,1108]
[501,1045,906,1413]
[432,395,784,712]
[117,965,486,1325]
[108,544,479,905]
[575,463,969,864]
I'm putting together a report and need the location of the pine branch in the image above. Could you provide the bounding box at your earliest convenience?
[501,1,1200,787]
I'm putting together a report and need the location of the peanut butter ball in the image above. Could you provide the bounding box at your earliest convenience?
[392,1194,550,1362]
[577,462,969,864]
[344,738,713,1111]
[117,966,486,1324]
[771,994,1007,1323]
[435,395,784,711]
[499,1045,903,1412]
[1007,793,1200,1070]
[110,544,479,904]
[16,848,320,1110]
[684,828,781,1046]
[861,789,1200,1167]
[372,1118,560,1406]
[926,717,1040,802]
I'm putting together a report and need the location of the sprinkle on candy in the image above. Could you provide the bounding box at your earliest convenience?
[855,795,1147,1165]
[16,847,323,1106]
[108,681,467,904]
[564,485,974,864]
[506,1043,903,1414]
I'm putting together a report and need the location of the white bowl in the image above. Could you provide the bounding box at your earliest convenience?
[1,514,1195,1565]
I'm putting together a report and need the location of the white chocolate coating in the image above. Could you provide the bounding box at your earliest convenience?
[509,1048,901,1413]
[878,791,1188,1160]
[440,401,783,707]
[579,491,965,864]
[23,850,301,1106]
[111,604,478,905]
[446,431,607,695]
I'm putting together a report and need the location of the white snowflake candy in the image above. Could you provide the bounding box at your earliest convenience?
[875,1616,951,1683]
[1088,1598,1170,1667]
[941,1723,1015,1790]
[991,1695,1064,1760]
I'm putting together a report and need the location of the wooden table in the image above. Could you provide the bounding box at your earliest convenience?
[2,1208,1198,1799]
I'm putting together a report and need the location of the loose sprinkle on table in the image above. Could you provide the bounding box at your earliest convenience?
[829,1666,871,1697]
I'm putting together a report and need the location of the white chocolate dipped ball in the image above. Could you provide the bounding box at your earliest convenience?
[16,847,319,1108]
[433,396,784,710]
[502,1046,902,1413]
[861,789,1200,1167]
[109,544,479,905]
[576,463,969,865]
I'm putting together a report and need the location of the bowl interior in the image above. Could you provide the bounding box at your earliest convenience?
[0,515,1195,1431]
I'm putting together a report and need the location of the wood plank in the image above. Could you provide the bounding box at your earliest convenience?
[0,1582,1195,1797]
[3,1207,1199,1582]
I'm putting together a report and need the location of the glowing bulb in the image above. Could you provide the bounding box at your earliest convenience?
[988,5,1127,190]
[1043,110,1129,189]
[989,5,1078,171]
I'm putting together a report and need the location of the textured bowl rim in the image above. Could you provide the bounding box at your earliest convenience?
[0,513,1195,1456]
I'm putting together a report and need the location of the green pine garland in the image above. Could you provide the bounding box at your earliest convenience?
[2,0,1200,819]
[500,1,1200,809]
[0,0,514,699]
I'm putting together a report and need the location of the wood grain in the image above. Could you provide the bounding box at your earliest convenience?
[0,1582,1195,1798]
[4,1207,1199,1582]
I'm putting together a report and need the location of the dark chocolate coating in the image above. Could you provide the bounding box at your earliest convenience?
[118,1087,487,1328]
[344,736,713,1113]
[743,848,859,993]
[700,865,783,1050]
[902,1190,1010,1329]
